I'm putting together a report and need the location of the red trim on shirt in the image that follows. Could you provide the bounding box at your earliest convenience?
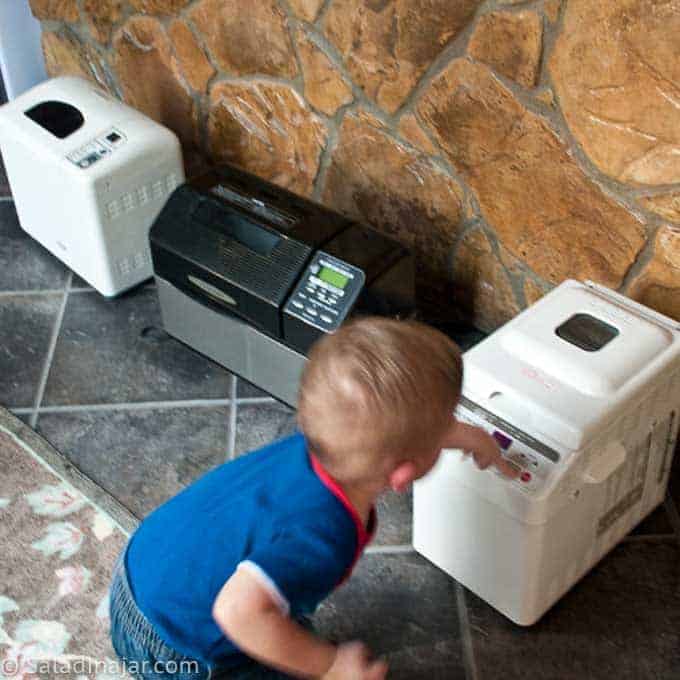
[309,453,376,584]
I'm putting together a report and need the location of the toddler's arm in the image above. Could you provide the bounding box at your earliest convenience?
[443,418,519,478]
[212,567,387,679]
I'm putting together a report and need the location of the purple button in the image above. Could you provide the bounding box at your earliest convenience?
[493,431,512,450]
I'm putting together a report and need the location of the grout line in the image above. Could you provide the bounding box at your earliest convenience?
[10,408,34,416]
[30,273,72,429]
[456,583,480,680]
[364,544,414,555]
[0,289,68,298]
[228,376,238,461]
[235,396,277,405]
[25,398,234,414]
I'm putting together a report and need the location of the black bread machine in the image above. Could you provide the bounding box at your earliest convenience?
[149,164,415,406]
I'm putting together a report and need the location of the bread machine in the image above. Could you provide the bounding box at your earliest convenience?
[414,279,680,625]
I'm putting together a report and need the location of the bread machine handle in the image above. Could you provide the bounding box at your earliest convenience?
[582,441,627,484]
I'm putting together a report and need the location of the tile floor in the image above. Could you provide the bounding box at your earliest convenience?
[1,149,679,677]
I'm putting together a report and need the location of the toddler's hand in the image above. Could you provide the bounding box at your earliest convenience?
[323,641,388,680]
[466,429,519,479]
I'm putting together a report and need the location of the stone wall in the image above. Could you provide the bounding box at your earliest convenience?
[31,0,680,328]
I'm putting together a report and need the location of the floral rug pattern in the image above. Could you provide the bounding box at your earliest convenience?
[0,417,130,680]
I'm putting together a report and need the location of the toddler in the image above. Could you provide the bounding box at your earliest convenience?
[109,317,516,679]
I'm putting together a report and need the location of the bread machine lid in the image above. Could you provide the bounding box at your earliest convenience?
[462,280,679,451]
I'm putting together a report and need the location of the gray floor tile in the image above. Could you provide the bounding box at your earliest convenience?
[0,155,9,197]
[375,489,412,545]
[313,552,465,679]
[42,287,233,405]
[69,272,95,290]
[36,406,230,518]
[464,541,680,680]
[0,201,68,291]
[236,376,275,400]
[233,401,298,458]
[0,294,61,408]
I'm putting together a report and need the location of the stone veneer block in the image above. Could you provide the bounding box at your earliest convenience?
[168,19,215,93]
[550,0,680,186]
[29,0,78,21]
[128,0,192,13]
[468,10,543,89]
[296,30,353,116]
[208,81,326,196]
[323,112,464,281]
[189,0,297,78]
[288,0,325,22]
[324,0,481,114]
[640,192,680,224]
[453,228,520,330]
[417,58,646,287]
[398,113,437,155]
[112,17,199,149]
[41,29,111,93]
[628,225,680,321]
[82,0,124,44]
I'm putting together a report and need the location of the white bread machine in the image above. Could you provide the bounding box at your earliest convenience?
[414,280,680,625]
[0,76,184,296]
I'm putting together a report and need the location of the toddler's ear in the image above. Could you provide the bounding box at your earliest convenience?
[389,461,418,493]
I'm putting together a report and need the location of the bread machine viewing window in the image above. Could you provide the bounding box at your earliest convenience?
[555,313,619,352]
[24,100,84,139]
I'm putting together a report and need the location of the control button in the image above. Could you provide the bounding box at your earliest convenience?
[493,431,512,450]
[106,131,121,143]
[321,314,333,323]
[336,290,344,297]
[306,307,318,316]
[292,301,303,309]
[310,264,320,274]
[520,471,532,483]
[298,292,307,300]
[306,286,315,294]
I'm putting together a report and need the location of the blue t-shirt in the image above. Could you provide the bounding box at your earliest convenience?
[125,433,376,665]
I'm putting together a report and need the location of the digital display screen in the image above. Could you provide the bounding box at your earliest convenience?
[318,266,349,290]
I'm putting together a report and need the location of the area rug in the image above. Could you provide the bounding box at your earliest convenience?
[0,408,138,680]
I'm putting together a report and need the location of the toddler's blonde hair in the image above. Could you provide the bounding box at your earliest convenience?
[297,317,462,476]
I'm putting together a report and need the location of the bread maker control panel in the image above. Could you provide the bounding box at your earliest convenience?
[284,251,365,332]
[456,396,559,493]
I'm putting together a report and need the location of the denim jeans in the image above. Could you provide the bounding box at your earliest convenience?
[109,546,296,680]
